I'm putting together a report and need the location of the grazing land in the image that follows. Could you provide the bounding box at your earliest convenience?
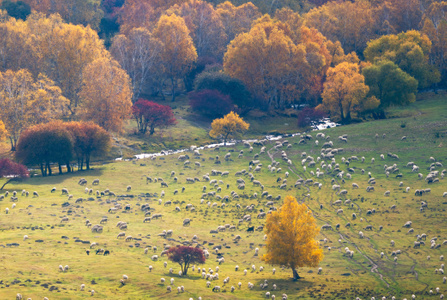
[1,95,447,300]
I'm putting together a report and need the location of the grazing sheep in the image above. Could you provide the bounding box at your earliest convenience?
[149,265,153,272]
[161,278,165,284]
[167,286,172,292]
[80,283,85,291]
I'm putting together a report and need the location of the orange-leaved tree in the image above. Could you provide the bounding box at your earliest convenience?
[209,111,249,145]
[263,195,323,281]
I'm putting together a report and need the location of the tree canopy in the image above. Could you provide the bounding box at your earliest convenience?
[321,62,379,124]
[79,57,133,133]
[209,111,249,145]
[363,60,418,109]
[153,13,197,101]
[364,30,440,89]
[132,99,176,135]
[167,245,206,276]
[0,69,69,150]
[263,195,323,281]
[0,158,29,190]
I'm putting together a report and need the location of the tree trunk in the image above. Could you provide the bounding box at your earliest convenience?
[47,162,52,176]
[292,268,301,281]
[58,163,63,174]
[86,156,90,170]
[171,77,176,102]
[40,163,45,177]
[9,136,16,151]
[66,162,71,173]
[0,178,15,190]
[149,124,155,135]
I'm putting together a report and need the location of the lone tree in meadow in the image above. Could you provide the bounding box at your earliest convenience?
[263,195,323,281]
[209,111,249,145]
[0,158,29,190]
[167,246,206,276]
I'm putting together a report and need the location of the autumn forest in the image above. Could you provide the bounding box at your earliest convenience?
[0,0,446,153]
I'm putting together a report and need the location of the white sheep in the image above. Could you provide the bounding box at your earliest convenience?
[149,265,153,272]
[170,278,174,285]
[161,278,165,284]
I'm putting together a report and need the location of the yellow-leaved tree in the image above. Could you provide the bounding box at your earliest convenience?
[263,195,323,281]
[153,14,197,102]
[78,57,132,132]
[0,69,69,151]
[321,62,378,124]
[209,111,249,145]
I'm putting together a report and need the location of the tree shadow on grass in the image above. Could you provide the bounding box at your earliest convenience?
[253,276,315,292]
[6,167,105,189]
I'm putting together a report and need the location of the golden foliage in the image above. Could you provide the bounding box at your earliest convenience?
[0,120,7,141]
[322,62,372,123]
[21,0,103,30]
[25,12,108,115]
[304,1,375,54]
[224,16,332,108]
[118,0,187,34]
[153,13,197,101]
[167,0,227,59]
[216,1,261,45]
[0,18,36,73]
[79,58,132,133]
[209,111,249,144]
[263,195,323,279]
[0,69,69,150]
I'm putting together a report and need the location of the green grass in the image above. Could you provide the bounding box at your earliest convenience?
[1,93,447,299]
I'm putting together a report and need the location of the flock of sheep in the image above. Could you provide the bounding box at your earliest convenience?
[1,128,446,300]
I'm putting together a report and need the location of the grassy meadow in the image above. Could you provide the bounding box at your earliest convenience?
[1,94,447,299]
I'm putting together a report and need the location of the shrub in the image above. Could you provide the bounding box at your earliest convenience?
[194,72,254,112]
[188,89,234,118]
